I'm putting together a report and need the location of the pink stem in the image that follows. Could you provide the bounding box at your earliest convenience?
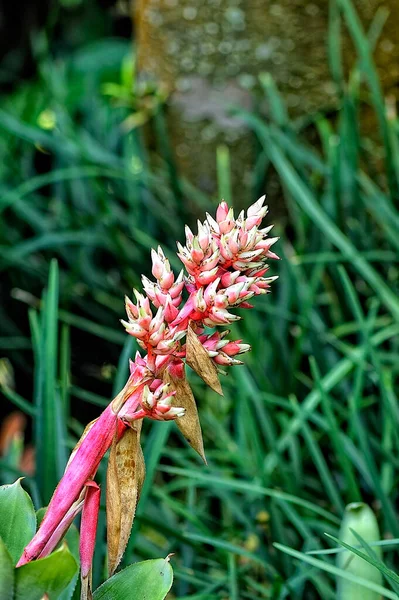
[18,404,124,566]
[80,481,101,579]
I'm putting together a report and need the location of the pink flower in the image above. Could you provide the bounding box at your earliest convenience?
[19,197,278,584]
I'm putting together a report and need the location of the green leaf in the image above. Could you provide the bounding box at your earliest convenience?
[0,537,14,600]
[0,480,36,565]
[32,260,68,505]
[15,544,78,600]
[93,558,173,600]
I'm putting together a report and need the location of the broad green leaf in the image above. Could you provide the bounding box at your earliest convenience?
[15,544,78,600]
[93,557,173,600]
[0,480,36,565]
[0,537,14,600]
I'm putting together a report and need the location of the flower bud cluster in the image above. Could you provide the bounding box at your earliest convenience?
[143,247,184,314]
[177,197,278,289]
[177,329,251,366]
[18,198,278,575]
[121,290,184,357]
[122,196,278,418]
[120,380,185,422]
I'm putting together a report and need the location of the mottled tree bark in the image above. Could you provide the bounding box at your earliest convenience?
[135,0,399,204]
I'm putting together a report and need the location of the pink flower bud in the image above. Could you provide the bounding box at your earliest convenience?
[177,243,196,272]
[152,288,167,308]
[196,266,219,285]
[219,221,235,235]
[207,307,240,325]
[214,293,228,309]
[149,378,163,391]
[216,201,229,222]
[160,268,174,290]
[185,225,194,243]
[256,237,280,252]
[149,323,165,346]
[214,352,244,366]
[232,259,263,270]
[220,270,240,287]
[206,212,220,233]
[125,296,138,320]
[247,267,269,278]
[168,360,185,379]
[245,214,264,230]
[201,250,220,271]
[197,221,210,251]
[243,226,259,249]
[164,298,179,323]
[223,341,251,355]
[193,288,207,312]
[124,383,183,421]
[121,320,147,340]
[203,278,220,305]
[247,195,266,217]
[219,239,234,261]
[141,276,156,302]
[151,248,164,280]
[227,230,240,255]
[169,271,184,299]
[191,239,205,264]
[154,339,179,354]
[224,282,245,304]
[238,249,264,261]
[149,307,164,333]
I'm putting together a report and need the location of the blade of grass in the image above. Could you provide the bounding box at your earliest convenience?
[274,543,398,599]
[263,323,399,475]
[217,145,232,206]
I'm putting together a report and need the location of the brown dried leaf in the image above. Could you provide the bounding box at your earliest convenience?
[106,434,121,576]
[186,324,223,395]
[80,576,92,600]
[106,422,144,576]
[164,368,206,464]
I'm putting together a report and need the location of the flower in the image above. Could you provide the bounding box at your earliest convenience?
[119,381,185,422]
[18,198,278,591]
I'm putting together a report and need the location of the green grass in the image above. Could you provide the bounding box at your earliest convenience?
[0,0,399,598]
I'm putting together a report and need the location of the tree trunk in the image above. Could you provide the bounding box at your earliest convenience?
[135,0,399,205]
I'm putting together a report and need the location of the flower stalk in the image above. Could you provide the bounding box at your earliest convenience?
[18,197,279,593]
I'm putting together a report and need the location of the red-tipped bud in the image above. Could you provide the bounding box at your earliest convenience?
[216,201,229,222]
[196,267,219,286]
[151,248,164,280]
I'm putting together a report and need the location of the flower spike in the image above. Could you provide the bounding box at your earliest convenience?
[18,197,278,596]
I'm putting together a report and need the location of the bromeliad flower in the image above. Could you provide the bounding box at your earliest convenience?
[18,197,279,598]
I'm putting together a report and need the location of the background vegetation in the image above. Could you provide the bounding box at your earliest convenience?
[0,0,398,598]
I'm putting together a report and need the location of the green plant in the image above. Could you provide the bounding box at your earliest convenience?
[1,0,399,597]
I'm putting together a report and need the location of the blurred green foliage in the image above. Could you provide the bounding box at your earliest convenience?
[0,0,398,598]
